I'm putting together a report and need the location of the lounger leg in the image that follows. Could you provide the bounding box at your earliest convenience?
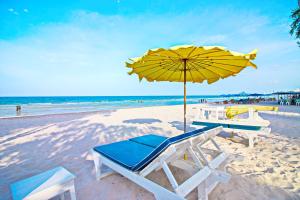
[154,193,176,200]
[248,135,254,148]
[92,150,115,180]
[92,150,102,180]
[60,192,65,200]
[69,184,76,200]
[198,170,231,199]
[154,194,163,200]
[197,181,208,200]
[154,193,183,200]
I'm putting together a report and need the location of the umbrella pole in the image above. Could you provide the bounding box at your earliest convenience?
[183,59,187,133]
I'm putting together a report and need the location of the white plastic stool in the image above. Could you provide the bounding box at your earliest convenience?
[10,167,76,200]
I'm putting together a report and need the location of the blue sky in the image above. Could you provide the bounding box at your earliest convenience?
[0,0,299,96]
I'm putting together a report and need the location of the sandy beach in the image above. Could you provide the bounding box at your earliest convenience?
[0,104,300,200]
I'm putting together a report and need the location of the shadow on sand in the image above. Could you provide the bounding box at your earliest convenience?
[0,113,167,200]
[123,118,162,124]
[168,121,197,132]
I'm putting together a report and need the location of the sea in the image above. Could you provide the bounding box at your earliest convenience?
[0,95,269,118]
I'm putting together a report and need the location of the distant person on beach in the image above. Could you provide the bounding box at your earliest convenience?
[199,99,206,103]
[16,105,21,116]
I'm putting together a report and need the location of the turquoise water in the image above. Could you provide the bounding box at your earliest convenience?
[0,95,258,117]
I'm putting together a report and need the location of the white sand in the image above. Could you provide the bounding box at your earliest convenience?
[0,104,299,200]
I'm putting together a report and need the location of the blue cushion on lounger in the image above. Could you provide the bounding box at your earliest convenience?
[192,121,262,131]
[94,126,219,172]
[129,134,167,148]
[94,140,155,169]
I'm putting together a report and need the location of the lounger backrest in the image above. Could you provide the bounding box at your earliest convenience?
[132,125,219,171]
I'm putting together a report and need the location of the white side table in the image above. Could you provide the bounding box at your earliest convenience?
[10,166,76,200]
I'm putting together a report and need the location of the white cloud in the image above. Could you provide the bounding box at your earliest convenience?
[8,8,19,15]
[239,15,269,34]
[23,9,29,13]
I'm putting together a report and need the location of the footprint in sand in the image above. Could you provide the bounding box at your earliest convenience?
[289,160,298,165]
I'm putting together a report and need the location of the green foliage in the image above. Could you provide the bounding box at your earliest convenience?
[290,7,300,46]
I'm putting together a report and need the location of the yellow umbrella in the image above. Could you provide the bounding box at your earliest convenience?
[126,45,257,132]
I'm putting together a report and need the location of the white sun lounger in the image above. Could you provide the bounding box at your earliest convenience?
[91,126,230,200]
[192,106,271,147]
[193,105,270,126]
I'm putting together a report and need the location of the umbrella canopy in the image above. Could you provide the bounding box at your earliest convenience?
[126,45,257,132]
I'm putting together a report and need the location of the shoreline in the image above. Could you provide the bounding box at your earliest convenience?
[2,101,300,120]
[0,109,115,120]
[0,103,201,120]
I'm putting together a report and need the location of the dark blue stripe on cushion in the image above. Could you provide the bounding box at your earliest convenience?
[129,134,167,148]
[192,121,262,131]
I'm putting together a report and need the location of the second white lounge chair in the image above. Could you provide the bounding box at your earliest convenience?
[192,105,272,147]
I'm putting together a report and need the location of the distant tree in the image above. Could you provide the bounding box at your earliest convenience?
[290,1,300,46]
